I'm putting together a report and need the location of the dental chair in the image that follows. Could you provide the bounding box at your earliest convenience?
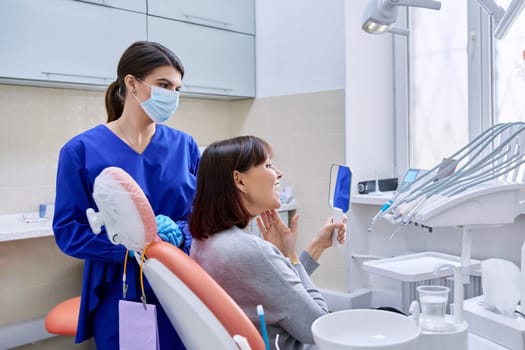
[46,166,265,350]
[45,295,80,336]
[143,241,265,350]
[45,244,265,349]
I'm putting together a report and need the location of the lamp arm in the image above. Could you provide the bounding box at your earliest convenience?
[494,0,525,39]
[389,0,441,10]
[474,0,505,17]
[389,26,410,35]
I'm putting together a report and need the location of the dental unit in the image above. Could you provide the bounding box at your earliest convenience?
[366,122,525,282]
[369,122,525,233]
[357,122,525,349]
[81,146,525,350]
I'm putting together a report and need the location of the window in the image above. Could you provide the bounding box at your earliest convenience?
[407,3,469,170]
[494,0,525,123]
[394,0,525,174]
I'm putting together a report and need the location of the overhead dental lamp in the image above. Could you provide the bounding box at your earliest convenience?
[361,0,525,39]
[361,0,442,36]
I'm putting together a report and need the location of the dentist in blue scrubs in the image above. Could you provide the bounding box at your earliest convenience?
[52,41,200,349]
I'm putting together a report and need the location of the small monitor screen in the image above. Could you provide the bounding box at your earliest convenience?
[403,169,419,183]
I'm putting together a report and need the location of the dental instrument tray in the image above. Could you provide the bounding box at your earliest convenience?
[368,122,525,232]
[411,180,525,227]
[362,251,481,282]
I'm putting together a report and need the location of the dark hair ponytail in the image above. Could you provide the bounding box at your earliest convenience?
[105,41,185,122]
[105,81,124,122]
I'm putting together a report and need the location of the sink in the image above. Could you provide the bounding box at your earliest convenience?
[311,309,420,350]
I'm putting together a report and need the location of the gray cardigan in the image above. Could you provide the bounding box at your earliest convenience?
[191,226,328,350]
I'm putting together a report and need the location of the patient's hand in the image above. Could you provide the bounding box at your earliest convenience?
[257,210,299,262]
[306,215,347,261]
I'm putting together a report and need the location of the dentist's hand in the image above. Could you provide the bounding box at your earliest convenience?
[156,214,183,247]
[257,210,300,263]
[306,215,347,261]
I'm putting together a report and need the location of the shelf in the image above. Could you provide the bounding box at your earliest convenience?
[362,251,481,282]
[278,200,297,212]
[351,192,394,206]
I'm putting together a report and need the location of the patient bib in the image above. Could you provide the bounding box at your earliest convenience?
[119,300,160,350]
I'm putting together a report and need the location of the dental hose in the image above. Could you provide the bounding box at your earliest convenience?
[368,199,393,231]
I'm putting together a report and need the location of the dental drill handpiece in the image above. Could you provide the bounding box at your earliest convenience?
[367,199,393,232]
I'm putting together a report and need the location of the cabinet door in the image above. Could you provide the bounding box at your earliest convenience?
[0,0,147,87]
[148,16,255,98]
[148,0,254,35]
[71,0,146,13]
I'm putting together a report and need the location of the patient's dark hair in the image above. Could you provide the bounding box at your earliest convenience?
[189,136,272,239]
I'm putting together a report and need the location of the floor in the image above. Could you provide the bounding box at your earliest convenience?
[5,333,511,349]
[10,336,94,350]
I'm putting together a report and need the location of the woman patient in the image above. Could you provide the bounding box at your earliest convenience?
[189,135,346,350]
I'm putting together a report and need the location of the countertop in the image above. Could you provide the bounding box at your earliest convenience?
[0,213,53,242]
[278,200,298,212]
[0,203,301,243]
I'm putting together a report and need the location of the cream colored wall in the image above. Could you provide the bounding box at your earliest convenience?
[233,90,347,291]
[0,84,345,349]
[0,84,241,215]
[0,84,240,349]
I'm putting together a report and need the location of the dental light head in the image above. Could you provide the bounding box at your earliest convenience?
[362,0,442,36]
[362,0,525,39]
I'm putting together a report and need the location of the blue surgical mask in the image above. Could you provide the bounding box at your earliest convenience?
[135,80,180,123]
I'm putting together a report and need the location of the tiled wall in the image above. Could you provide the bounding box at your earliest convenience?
[234,91,346,291]
[0,84,345,349]
[0,84,242,214]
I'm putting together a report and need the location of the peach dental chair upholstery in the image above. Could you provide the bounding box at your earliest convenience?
[45,243,266,349]
[143,241,266,350]
[45,295,80,336]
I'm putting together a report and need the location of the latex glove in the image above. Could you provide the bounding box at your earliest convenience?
[156,214,184,247]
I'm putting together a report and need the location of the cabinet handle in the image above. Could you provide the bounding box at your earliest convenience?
[183,84,234,93]
[182,13,232,28]
[72,0,115,6]
[41,71,114,82]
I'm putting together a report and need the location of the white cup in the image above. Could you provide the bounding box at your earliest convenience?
[417,285,450,331]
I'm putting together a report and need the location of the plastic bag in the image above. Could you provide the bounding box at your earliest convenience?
[482,258,521,317]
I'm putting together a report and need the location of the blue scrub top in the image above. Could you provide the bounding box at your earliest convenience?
[53,124,200,346]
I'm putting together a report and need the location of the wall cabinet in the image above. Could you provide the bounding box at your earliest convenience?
[148,0,254,35]
[72,0,146,13]
[0,0,255,98]
[148,16,255,98]
[0,0,146,87]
